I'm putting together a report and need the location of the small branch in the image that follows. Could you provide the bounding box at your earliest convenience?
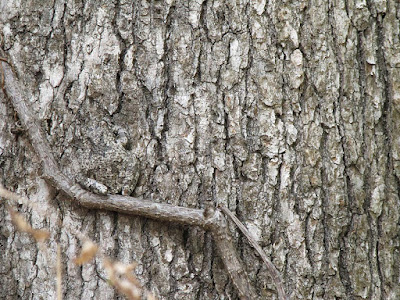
[218,205,289,300]
[0,58,206,227]
[0,58,260,299]
[205,206,259,299]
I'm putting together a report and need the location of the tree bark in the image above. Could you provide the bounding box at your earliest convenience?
[1,0,400,299]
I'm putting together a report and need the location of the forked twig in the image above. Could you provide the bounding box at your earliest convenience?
[0,56,286,299]
[218,205,289,300]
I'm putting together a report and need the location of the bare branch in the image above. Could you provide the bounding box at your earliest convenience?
[0,58,206,227]
[218,205,289,300]
[205,206,259,299]
[0,58,260,299]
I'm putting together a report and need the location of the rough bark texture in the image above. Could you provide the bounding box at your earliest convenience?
[1,0,400,299]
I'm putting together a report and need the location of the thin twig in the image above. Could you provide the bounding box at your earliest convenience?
[0,58,259,299]
[218,205,289,300]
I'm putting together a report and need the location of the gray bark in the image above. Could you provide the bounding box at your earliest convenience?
[1,0,400,299]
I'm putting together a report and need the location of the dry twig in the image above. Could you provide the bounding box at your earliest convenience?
[218,205,288,300]
[7,206,50,242]
[0,54,287,299]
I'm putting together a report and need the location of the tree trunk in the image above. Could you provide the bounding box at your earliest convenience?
[1,0,400,299]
